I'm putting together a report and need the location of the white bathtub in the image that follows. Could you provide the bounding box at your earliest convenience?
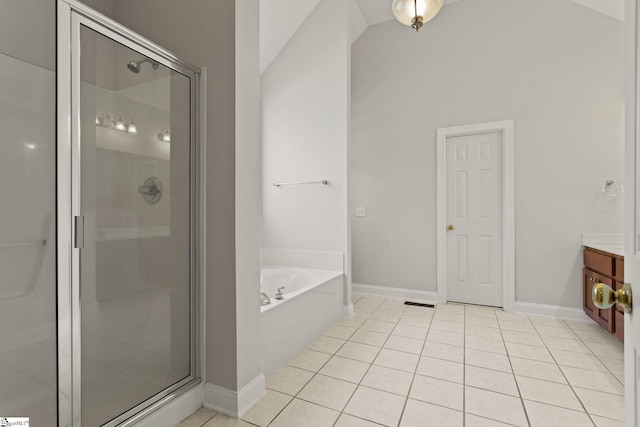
[260,266,344,377]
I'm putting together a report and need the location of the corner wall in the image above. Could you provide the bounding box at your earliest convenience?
[261,0,351,303]
[351,0,624,309]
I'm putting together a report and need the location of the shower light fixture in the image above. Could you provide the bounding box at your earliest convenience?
[114,115,126,131]
[95,111,138,134]
[392,0,443,31]
[158,128,171,143]
[127,119,137,134]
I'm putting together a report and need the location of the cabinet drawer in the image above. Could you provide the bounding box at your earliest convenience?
[584,250,614,276]
[615,258,624,282]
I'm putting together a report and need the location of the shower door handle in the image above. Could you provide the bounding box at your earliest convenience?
[74,216,85,249]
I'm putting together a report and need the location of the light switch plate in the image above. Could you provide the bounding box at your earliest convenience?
[355,207,366,217]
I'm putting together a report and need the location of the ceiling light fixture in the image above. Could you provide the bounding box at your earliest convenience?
[391,0,444,32]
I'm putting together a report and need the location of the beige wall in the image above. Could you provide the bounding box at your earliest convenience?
[351,0,625,308]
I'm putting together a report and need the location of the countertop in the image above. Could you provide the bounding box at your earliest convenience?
[584,243,624,258]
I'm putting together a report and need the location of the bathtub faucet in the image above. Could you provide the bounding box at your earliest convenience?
[275,287,285,300]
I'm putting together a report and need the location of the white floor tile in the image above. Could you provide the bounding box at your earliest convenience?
[559,365,624,395]
[323,324,357,340]
[430,319,465,334]
[465,335,506,355]
[422,341,465,363]
[465,315,499,329]
[501,330,545,347]
[590,415,625,427]
[524,400,594,427]
[573,387,625,421]
[360,365,413,396]
[266,366,314,396]
[515,376,583,411]
[598,356,624,376]
[287,349,331,372]
[203,414,254,427]
[373,348,419,373]
[309,336,345,354]
[465,306,499,318]
[242,390,292,427]
[416,356,463,383]
[427,329,465,347]
[400,399,463,427]
[464,414,517,426]
[398,315,432,328]
[465,325,503,340]
[409,375,463,410]
[176,407,217,426]
[334,413,383,427]
[433,311,465,323]
[510,357,567,384]
[534,325,579,340]
[549,349,609,372]
[465,365,519,396]
[349,329,389,347]
[465,386,528,427]
[505,342,554,363]
[540,335,591,354]
[335,341,381,363]
[584,341,624,360]
[344,386,406,427]
[384,335,425,354]
[392,324,429,340]
[297,374,357,411]
[361,319,396,334]
[465,348,512,373]
[269,398,339,427]
[369,311,402,323]
[318,356,370,384]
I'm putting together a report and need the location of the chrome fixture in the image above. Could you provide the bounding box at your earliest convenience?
[158,128,171,143]
[273,180,328,187]
[138,177,163,205]
[261,292,271,306]
[127,57,160,73]
[275,287,285,300]
[392,0,443,32]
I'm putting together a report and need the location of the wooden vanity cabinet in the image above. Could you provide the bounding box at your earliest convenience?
[583,247,623,341]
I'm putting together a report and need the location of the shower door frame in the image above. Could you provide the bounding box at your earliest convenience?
[57,1,203,426]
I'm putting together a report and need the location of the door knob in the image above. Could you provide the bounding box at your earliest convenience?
[448,225,455,230]
[592,283,633,313]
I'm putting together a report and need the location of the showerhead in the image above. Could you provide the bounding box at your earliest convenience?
[126,58,160,74]
[127,60,140,73]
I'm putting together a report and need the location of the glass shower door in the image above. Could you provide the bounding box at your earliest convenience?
[74,16,198,427]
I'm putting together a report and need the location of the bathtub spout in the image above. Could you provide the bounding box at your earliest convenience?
[275,287,285,300]
[260,292,271,306]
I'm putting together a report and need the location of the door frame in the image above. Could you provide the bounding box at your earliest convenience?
[436,120,515,311]
[57,1,203,425]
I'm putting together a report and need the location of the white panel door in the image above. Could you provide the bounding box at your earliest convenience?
[625,0,639,424]
[446,131,503,307]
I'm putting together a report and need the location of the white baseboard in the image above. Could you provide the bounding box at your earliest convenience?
[203,374,266,419]
[343,304,354,318]
[514,302,591,321]
[352,283,438,304]
[135,382,203,427]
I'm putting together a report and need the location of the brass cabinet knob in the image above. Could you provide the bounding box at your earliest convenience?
[448,225,455,230]
[592,282,633,313]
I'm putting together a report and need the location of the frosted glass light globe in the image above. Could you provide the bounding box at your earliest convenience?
[391,0,444,31]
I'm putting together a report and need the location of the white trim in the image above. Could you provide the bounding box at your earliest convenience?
[343,304,355,318]
[436,120,516,312]
[203,374,266,419]
[134,384,204,427]
[514,302,592,321]
[352,283,438,304]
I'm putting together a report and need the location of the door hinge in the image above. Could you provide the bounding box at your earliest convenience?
[74,215,84,249]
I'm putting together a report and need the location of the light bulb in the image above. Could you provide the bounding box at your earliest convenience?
[114,115,126,131]
[158,129,171,143]
[391,0,443,31]
[127,119,137,134]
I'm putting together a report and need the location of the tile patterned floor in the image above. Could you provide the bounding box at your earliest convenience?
[176,293,625,427]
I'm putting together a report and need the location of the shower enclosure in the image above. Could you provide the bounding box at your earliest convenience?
[0,1,201,426]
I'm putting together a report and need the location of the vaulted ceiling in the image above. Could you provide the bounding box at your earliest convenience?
[260,0,624,74]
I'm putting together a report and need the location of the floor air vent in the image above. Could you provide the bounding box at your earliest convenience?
[404,301,435,308]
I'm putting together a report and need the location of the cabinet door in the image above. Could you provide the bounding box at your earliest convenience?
[583,268,599,320]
